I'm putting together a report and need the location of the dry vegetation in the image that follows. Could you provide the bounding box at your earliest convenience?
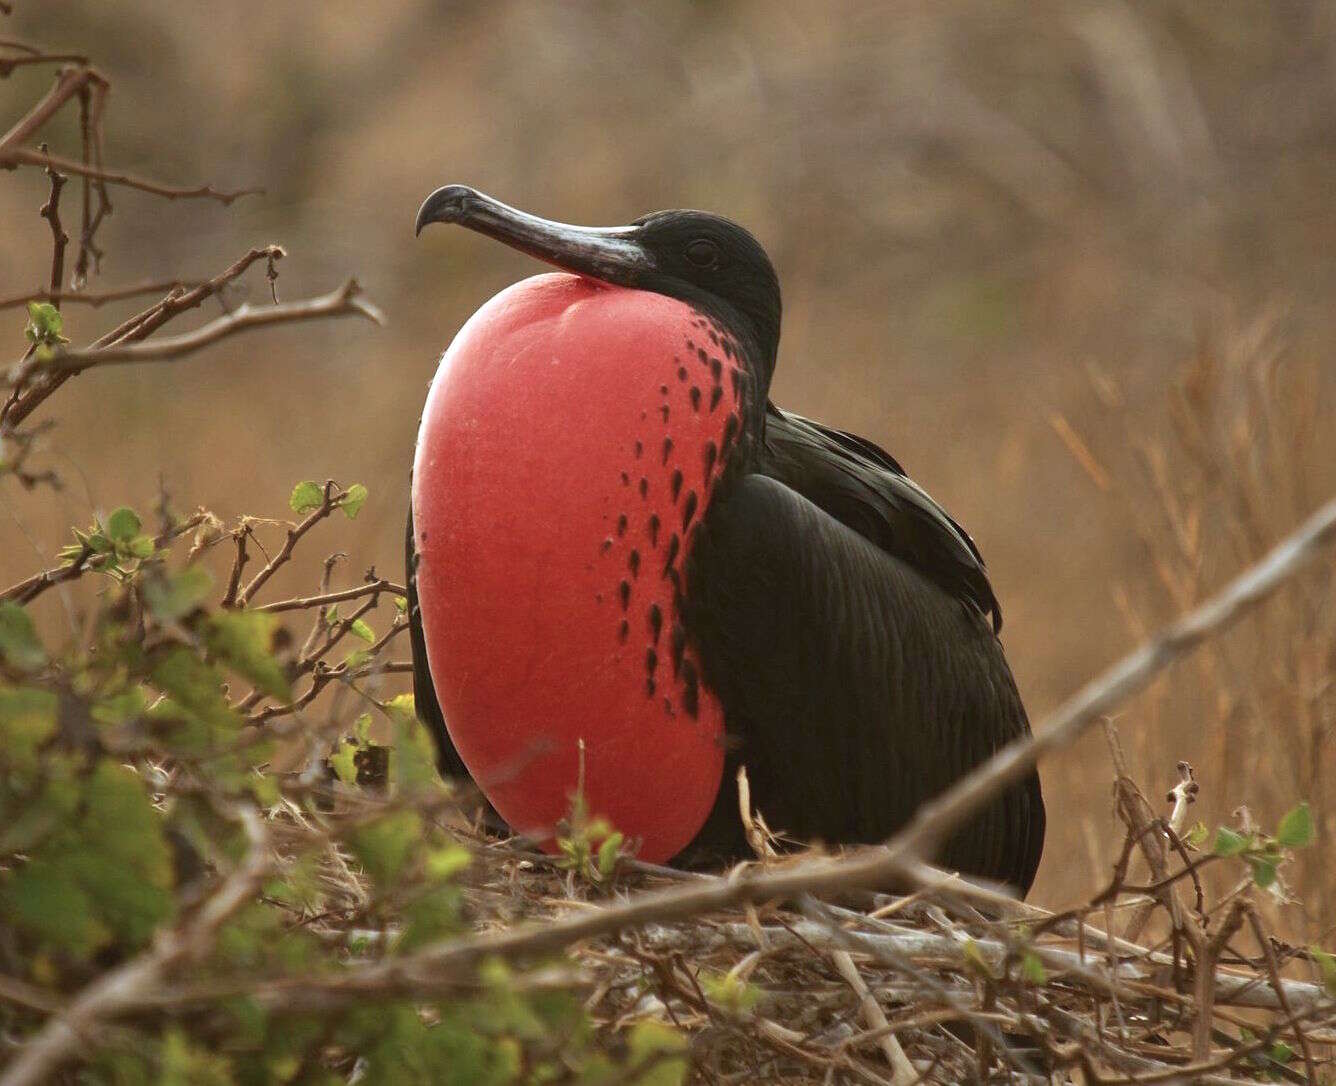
[4,4,1336,1083]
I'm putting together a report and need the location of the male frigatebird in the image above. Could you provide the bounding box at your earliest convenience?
[408,186,1045,894]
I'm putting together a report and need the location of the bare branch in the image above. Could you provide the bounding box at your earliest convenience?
[37,147,66,297]
[0,65,105,153]
[8,279,384,386]
[252,578,407,614]
[0,145,259,205]
[0,280,211,312]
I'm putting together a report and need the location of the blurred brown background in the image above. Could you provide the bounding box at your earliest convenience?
[3,2,1335,925]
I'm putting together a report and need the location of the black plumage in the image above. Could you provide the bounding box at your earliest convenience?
[409,186,1045,893]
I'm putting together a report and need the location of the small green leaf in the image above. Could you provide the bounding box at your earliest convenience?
[1183,820,1210,849]
[349,618,375,644]
[961,938,997,979]
[24,301,67,346]
[425,843,471,881]
[340,483,368,519]
[1310,945,1336,995]
[105,507,141,544]
[329,739,359,785]
[347,811,421,889]
[127,535,156,559]
[1267,1040,1293,1065]
[1213,825,1250,857]
[627,1020,688,1086]
[1249,857,1278,888]
[597,831,624,880]
[393,595,407,614]
[143,567,214,622]
[0,603,47,673]
[0,685,58,769]
[1276,802,1315,849]
[288,481,324,514]
[204,611,291,700]
[1021,950,1047,985]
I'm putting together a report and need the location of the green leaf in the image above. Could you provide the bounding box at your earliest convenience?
[150,648,241,744]
[24,301,67,346]
[205,611,291,700]
[627,1020,689,1086]
[1249,857,1278,888]
[1267,1040,1293,1066]
[1276,802,1315,849]
[1183,820,1210,849]
[347,811,421,889]
[0,603,47,673]
[1,760,174,958]
[90,687,148,727]
[288,480,324,514]
[143,567,214,622]
[393,595,407,614]
[597,831,624,880]
[349,618,375,644]
[425,843,472,881]
[340,483,368,519]
[1213,825,1250,857]
[1021,950,1047,985]
[0,685,58,770]
[961,938,997,979]
[329,739,359,785]
[1310,946,1336,995]
[127,535,156,559]
[160,1027,235,1085]
[105,506,142,544]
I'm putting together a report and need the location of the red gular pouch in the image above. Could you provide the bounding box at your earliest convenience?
[413,272,746,861]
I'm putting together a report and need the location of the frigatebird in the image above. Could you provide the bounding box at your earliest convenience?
[408,186,1045,894]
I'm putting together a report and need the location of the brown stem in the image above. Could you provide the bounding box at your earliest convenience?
[0,145,260,205]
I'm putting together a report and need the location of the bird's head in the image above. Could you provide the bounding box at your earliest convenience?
[415,185,782,388]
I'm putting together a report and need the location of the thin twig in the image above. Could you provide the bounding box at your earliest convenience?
[0,280,203,311]
[8,279,384,384]
[253,578,407,614]
[234,484,348,607]
[37,147,67,298]
[0,145,259,205]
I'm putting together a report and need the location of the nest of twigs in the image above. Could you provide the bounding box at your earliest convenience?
[284,756,1335,1086]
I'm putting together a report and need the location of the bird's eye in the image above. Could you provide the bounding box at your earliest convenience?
[684,238,721,268]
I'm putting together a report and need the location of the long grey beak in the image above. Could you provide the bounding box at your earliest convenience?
[414,185,656,283]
